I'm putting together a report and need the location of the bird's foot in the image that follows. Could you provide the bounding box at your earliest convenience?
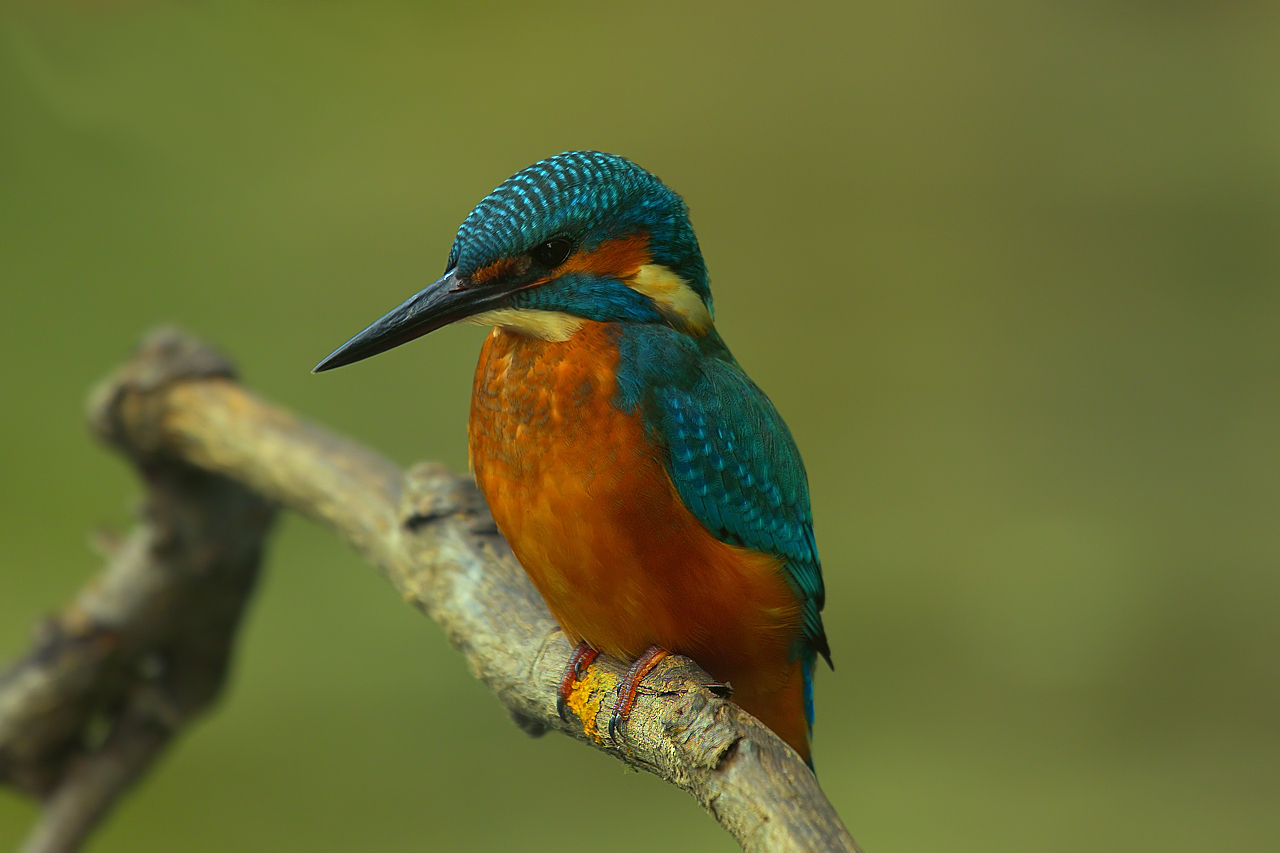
[556,641,600,722]
[608,645,671,740]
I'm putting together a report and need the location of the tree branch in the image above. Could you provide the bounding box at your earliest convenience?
[0,328,859,853]
[1,332,274,853]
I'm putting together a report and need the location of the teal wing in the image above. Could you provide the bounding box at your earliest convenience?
[614,326,831,675]
[654,359,829,667]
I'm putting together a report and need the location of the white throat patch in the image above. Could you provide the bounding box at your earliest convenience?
[461,308,585,341]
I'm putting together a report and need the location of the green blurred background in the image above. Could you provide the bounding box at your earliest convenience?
[3,1,1278,850]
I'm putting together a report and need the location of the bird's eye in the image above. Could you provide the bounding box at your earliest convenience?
[529,238,573,268]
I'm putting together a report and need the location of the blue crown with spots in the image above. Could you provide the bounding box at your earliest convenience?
[446,151,711,302]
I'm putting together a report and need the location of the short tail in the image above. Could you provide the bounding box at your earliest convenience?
[802,651,817,770]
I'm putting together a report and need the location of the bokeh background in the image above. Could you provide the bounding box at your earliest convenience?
[3,1,1278,850]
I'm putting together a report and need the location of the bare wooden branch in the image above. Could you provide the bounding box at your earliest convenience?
[0,328,859,853]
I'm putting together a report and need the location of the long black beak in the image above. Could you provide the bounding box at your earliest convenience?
[313,269,499,373]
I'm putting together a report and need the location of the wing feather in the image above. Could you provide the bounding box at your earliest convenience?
[617,327,830,666]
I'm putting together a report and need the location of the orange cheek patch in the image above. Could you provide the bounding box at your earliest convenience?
[470,256,521,285]
[560,233,651,279]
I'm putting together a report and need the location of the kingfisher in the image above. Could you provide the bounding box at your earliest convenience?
[315,152,831,765]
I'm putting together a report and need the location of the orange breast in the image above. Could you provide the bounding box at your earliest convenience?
[468,321,810,759]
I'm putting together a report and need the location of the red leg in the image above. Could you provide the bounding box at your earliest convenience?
[557,641,600,722]
[608,645,671,740]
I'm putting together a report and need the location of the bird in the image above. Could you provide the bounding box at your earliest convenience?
[314,151,831,766]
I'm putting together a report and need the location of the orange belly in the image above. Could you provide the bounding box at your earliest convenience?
[468,321,810,759]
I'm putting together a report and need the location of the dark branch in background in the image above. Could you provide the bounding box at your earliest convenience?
[0,328,859,853]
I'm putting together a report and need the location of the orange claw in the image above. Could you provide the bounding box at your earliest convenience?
[557,641,601,722]
[608,645,670,740]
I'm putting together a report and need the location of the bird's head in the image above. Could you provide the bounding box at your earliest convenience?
[315,151,714,372]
